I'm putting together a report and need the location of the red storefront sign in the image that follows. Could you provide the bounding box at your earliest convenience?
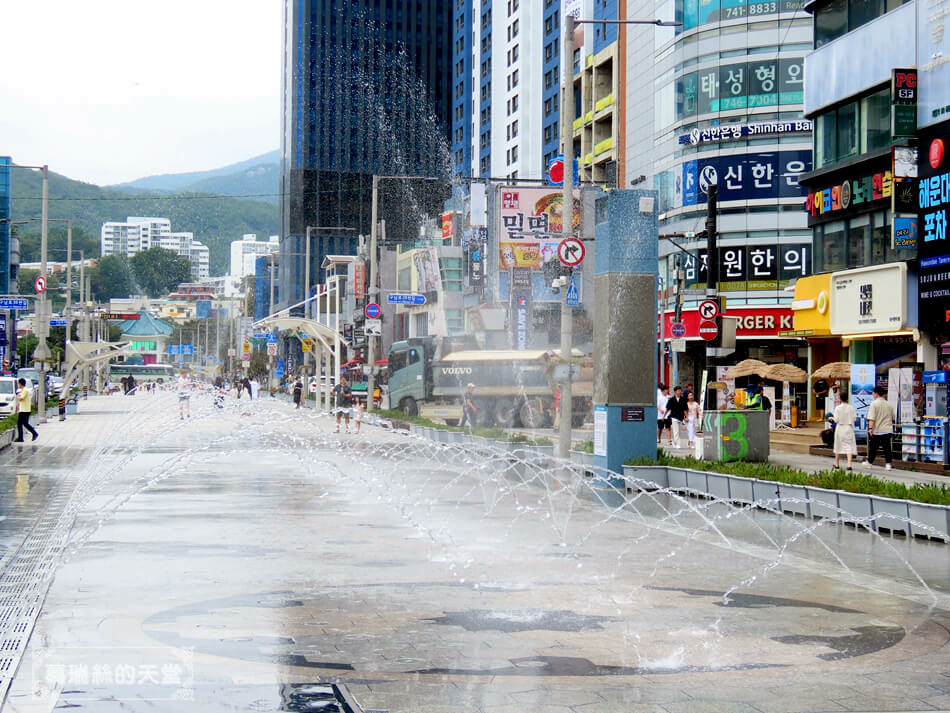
[660,307,794,339]
[353,261,365,300]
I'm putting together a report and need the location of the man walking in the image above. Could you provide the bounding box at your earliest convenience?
[865,385,896,469]
[14,377,38,442]
[667,385,688,448]
[460,383,478,429]
[293,376,304,409]
[656,385,670,445]
[177,370,192,420]
[333,375,353,433]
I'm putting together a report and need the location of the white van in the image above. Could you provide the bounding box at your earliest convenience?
[0,377,17,416]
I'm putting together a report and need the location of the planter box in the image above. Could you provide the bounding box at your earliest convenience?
[0,429,13,450]
[907,501,950,540]
[728,476,755,504]
[706,472,731,501]
[622,465,668,490]
[869,496,910,535]
[837,491,874,525]
[435,429,450,444]
[805,487,840,520]
[752,479,781,509]
[686,470,708,495]
[667,468,688,491]
[777,483,810,518]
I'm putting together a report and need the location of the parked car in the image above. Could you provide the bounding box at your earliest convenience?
[49,375,65,396]
[0,377,16,415]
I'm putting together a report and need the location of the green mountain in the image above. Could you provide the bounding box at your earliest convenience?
[10,167,279,276]
[111,150,279,193]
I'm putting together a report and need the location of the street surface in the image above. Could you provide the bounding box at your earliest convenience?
[0,391,948,712]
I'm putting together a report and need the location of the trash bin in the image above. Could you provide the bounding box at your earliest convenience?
[66,397,78,415]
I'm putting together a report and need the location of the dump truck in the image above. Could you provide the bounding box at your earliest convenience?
[386,336,591,428]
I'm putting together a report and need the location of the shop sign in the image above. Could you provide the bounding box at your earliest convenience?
[353,260,365,300]
[891,69,917,139]
[677,119,812,146]
[496,186,580,271]
[893,216,918,249]
[676,58,803,116]
[829,263,907,335]
[681,0,803,29]
[510,290,533,350]
[917,133,950,333]
[681,243,810,291]
[661,307,793,339]
[805,170,893,221]
[678,151,810,207]
[790,273,832,335]
[441,212,455,241]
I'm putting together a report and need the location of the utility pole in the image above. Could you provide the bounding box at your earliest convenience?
[704,183,719,413]
[35,166,51,422]
[557,12,576,459]
[64,219,72,347]
[367,175,380,410]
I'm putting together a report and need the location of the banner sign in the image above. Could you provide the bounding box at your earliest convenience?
[680,243,810,291]
[677,58,804,117]
[677,151,810,207]
[891,68,918,139]
[510,268,533,350]
[497,186,580,271]
[805,169,893,223]
[893,216,918,248]
[678,119,812,146]
[661,307,794,339]
[917,132,950,333]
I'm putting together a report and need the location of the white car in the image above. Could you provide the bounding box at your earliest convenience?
[0,377,17,416]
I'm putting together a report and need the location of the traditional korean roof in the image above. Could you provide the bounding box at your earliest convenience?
[116,311,174,337]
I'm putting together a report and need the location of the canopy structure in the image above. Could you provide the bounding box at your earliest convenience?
[765,363,808,383]
[729,359,769,379]
[58,341,132,420]
[812,361,852,382]
[253,316,347,413]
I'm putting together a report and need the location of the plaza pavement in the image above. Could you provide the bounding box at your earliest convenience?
[0,391,948,712]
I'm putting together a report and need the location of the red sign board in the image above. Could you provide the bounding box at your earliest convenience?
[441,212,455,240]
[661,307,793,339]
[699,320,718,341]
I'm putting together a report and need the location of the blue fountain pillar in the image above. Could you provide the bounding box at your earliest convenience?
[591,190,659,484]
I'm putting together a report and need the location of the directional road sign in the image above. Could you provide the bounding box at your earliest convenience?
[699,299,719,320]
[0,298,29,310]
[565,273,580,307]
[34,275,47,294]
[49,319,67,327]
[365,303,381,319]
[266,343,278,356]
[699,320,719,341]
[387,293,426,306]
[301,338,314,353]
[558,237,585,267]
[671,322,686,338]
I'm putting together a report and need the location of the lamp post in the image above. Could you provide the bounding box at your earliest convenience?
[0,218,30,368]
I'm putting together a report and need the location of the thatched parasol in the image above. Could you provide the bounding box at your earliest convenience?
[765,363,808,383]
[811,361,852,381]
[728,359,769,379]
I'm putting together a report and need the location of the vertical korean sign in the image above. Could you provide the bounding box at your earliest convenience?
[918,133,950,335]
[509,267,533,349]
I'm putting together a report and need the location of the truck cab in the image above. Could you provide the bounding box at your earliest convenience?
[387,337,435,417]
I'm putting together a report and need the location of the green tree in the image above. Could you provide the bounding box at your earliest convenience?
[90,255,134,301]
[130,248,192,298]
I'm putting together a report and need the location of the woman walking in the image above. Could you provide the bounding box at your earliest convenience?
[832,391,858,470]
[685,391,702,447]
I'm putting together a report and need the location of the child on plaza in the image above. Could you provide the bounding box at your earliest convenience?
[353,398,363,434]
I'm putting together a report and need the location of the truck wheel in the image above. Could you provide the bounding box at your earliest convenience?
[399,397,418,418]
[492,400,517,428]
[519,399,547,429]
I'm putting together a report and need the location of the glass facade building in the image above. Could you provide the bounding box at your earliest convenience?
[0,157,10,295]
[279,0,453,312]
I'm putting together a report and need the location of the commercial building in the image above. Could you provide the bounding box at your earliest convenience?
[0,157,11,296]
[254,253,279,323]
[101,217,210,280]
[279,0,453,313]
[230,234,279,280]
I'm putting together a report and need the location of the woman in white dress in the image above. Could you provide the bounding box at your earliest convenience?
[832,391,858,470]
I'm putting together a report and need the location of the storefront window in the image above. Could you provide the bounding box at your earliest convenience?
[815,111,836,168]
[870,210,898,264]
[848,213,870,267]
[815,0,847,47]
[861,88,890,153]
[836,102,859,160]
[818,220,846,272]
[849,0,885,31]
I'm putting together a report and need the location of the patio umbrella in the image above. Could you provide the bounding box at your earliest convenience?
[765,363,808,383]
[811,361,852,381]
[728,359,769,379]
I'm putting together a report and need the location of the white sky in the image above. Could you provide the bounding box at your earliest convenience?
[0,0,281,185]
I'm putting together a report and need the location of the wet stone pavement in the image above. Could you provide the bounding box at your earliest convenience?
[0,392,949,712]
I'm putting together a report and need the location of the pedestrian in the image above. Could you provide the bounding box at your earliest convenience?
[120,376,128,394]
[126,374,136,395]
[353,397,363,434]
[832,391,857,470]
[865,385,896,470]
[460,383,478,429]
[812,377,830,415]
[177,369,192,420]
[333,375,353,433]
[293,376,303,409]
[685,391,702,447]
[235,377,244,399]
[249,376,260,400]
[13,377,38,443]
[656,385,671,445]
[667,385,688,448]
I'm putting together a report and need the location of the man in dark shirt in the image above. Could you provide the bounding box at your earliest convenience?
[667,385,689,448]
[333,375,353,433]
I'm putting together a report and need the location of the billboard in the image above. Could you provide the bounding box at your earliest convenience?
[497,187,580,270]
[412,248,442,293]
[678,151,810,207]
[917,131,950,334]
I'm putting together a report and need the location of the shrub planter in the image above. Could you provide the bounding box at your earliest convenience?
[706,472,732,501]
[907,501,950,541]
[752,479,781,509]
[777,483,810,518]
[0,428,13,450]
[667,468,688,491]
[686,470,708,496]
[868,496,911,536]
[805,487,840,520]
[837,491,874,526]
[727,476,755,504]
[622,465,668,491]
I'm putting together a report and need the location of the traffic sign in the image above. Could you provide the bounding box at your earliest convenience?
[34,275,47,294]
[241,352,250,361]
[0,298,29,310]
[365,303,381,319]
[699,299,719,320]
[699,320,719,341]
[266,343,278,356]
[49,319,67,327]
[387,293,426,306]
[275,359,285,378]
[671,322,686,338]
[565,273,580,307]
[558,237,585,267]
[227,348,236,357]
[365,318,382,336]
[301,338,314,353]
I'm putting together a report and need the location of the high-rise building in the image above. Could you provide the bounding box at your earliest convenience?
[0,157,10,295]
[453,0,563,180]
[101,217,210,280]
[230,234,280,280]
[280,0,453,313]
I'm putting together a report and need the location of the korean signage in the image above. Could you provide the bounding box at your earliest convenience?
[441,212,455,241]
[510,272,533,350]
[680,0,804,29]
[680,243,810,291]
[497,187,580,271]
[353,260,365,300]
[893,216,918,249]
[918,133,950,333]
[891,68,917,139]
[829,263,907,335]
[101,313,140,321]
[678,119,812,146]
[677,151,809,207]
[661,307,794,339]
[677,58,803,119]
[412,248,442,293]
[918,0,950,128]
[470,240,484,287]
[130,340,156,351]
[805,170,893,224]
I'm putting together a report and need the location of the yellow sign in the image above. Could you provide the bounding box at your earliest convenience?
[301,338,314,353]
[790,274,832,336]
[242,341,250,354]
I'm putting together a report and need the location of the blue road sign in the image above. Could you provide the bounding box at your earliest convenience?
[0,298,29,310]
[386,293,426,306]
[671,322,687,338]
[168,345,194,355]
[276,359,285,378]
[365,303,382,319]
[252,332,276,342]
[49,319,67,327]
[168,345,179,355]
[565,273,580,307]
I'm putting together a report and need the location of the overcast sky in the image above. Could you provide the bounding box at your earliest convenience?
[0,1,281,186]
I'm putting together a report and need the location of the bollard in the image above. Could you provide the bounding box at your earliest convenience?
[83,385,88,399]
[58,398,66,422]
